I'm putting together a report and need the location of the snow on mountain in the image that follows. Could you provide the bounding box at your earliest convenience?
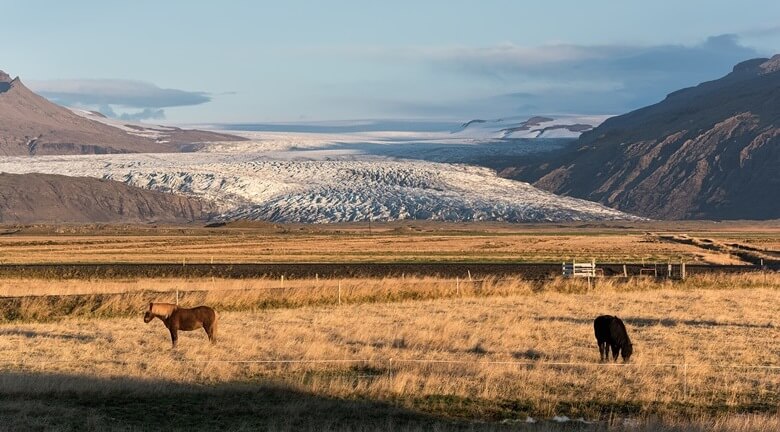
[0,132,638,223]
[452,115,611,139]
[69,108,178,142]
[67,107,245,147]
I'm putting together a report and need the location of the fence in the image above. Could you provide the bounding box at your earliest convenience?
[562,260,597,278]
[0,266,768,302]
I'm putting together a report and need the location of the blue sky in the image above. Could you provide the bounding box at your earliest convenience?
[2,0,779,123]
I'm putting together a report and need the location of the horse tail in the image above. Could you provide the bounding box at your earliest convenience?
[210,309,218,344]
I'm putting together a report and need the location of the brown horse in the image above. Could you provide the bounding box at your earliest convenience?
[144,302,217,347]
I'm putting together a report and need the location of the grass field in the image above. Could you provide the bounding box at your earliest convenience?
[1,220,778,265]
[1,273,779,431]
[1,222,778,430]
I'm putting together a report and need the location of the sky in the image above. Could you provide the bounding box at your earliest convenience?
[2,0,780,124]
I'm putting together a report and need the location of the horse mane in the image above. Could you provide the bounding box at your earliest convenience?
[149,302,178,319]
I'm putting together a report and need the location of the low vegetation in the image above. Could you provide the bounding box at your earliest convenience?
[1,224,778,430]
[3,220,778,265]
[0,273,778,430]
[0,273,775,322]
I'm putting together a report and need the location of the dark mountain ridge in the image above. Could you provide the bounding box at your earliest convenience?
[509,55,780,220]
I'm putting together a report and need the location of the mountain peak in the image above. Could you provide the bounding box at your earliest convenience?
[521,56,780,220]
[728,54,780,77]
[0,70,12,82]
[731,58,768,75]
[760,54,780,75]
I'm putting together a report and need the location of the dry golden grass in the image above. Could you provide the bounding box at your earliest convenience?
[0,273,776,322]
[0,273,779,430]
[0,226,756,264]
[1,220,778,430]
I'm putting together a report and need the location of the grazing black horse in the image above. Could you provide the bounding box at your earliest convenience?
[594,315,633,362]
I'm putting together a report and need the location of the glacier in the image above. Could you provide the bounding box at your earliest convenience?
[0,131,638,223]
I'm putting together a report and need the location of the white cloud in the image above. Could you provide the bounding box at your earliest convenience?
[27,79,213,121]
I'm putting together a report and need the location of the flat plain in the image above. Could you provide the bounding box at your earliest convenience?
[1,220,778,265]
[0,221,778,431]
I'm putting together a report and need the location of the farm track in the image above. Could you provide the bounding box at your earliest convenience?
[0,262,762,280]
[656,234,780,268]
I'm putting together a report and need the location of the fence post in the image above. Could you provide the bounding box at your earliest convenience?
[281,275,284,288]
[456,277,460,296]
[681,262,686,280]
[467,270,472,282]
[176,289,179,305]
[623,264,628,278]
[338,281,342,305]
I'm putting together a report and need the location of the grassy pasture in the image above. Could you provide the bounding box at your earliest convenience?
[2,220,778,265]
[0,273,778,431]
[1,222,778,430]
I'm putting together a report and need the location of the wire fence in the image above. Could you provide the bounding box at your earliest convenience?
[0,272,723,301]
[0,276,537,300]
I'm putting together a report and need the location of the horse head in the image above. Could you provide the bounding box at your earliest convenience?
[144,302,177,323]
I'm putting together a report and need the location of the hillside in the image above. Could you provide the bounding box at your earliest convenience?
[0,70,244,156]
[0,173,212,223]
[508,55,780,220]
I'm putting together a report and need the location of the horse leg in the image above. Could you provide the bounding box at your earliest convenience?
[611,344,619,362]
[598,342,607,362]
[169,326,178,348]
[204,322,216,344]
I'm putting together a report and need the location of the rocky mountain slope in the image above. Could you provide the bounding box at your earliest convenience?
[0,70,244,156]
[0,173,212,223]
[509,55,780,220]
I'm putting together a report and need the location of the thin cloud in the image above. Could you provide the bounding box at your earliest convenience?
[28,79,212,122]
[301,34,766,118]
[117,108,166,121]
[425,34,763,115]
[739,24,780,38]
[435,35,758,79]
[29,79,211,108]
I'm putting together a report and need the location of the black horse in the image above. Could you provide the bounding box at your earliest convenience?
[593,315,633,362]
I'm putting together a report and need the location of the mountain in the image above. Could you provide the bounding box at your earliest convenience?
[507,56,780,220]
[0,70,244,156]
[0,173,212,224]
[453,115,608,139]
[69,108,247,151]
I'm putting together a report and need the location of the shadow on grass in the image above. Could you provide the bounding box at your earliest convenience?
[0,328,96,342]
[2,371,775,431]
[0,371,534,432]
